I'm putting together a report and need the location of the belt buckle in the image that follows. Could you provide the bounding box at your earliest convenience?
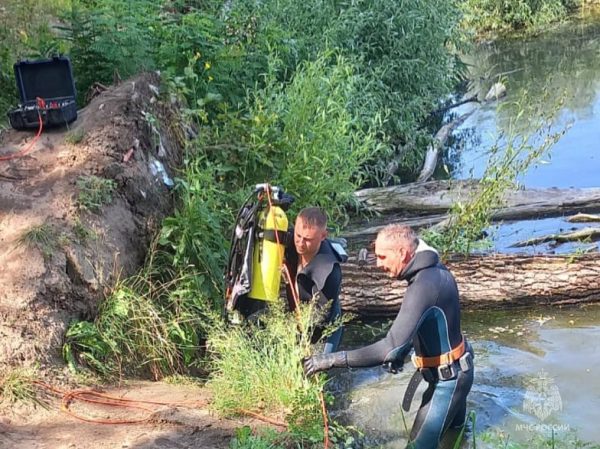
[459,352,473,373]
[437,363,457,381]
[411,353,419,369]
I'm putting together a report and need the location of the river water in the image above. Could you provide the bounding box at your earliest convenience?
[331,16,600,448]
[444,14,600,255]
[330,305,600,448]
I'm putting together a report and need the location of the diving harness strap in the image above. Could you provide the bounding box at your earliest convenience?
[401,337,473,412]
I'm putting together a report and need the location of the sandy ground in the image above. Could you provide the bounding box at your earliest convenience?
[0,381,261,449]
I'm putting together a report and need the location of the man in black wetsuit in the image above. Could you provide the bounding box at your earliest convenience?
[285,207,345,353]
[304,224,474,448]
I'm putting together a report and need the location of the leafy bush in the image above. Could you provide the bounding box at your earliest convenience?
[327,0,464,140]
[254,53,381,224]
[60,0,159,104]
[199,53,381,226]
[461,0,580,34]
[220,0,465,183]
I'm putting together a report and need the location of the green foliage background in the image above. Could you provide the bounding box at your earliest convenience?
[0,0,583,381]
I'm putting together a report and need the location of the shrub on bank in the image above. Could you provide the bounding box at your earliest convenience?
[462,0,582,34]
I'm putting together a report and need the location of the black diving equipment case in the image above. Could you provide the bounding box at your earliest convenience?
[7,56,78,130]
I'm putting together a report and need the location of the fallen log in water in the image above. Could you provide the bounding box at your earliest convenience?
[340,252,600,317]
[510,227,600,248]
[346,181,600,244]
[567,213,600,223]
[417,110,474,183]
[354,180,600,217]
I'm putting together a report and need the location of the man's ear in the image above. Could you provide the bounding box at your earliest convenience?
[401,247,410,263]
[321,228,328,241]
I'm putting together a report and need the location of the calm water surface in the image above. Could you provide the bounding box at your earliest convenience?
[330,305,600,447]
[444,16,600,254]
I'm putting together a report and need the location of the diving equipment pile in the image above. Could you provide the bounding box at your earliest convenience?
[224,184,294,322]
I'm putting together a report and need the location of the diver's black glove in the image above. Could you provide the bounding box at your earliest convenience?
[303,351,348,376]
[383,359,404,374]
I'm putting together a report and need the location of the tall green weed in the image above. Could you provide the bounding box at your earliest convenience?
[208,302,326,441]
[63,265,220,379]
[158,160,237,299]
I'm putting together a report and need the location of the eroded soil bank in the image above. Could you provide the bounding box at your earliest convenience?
[0,73,186,370]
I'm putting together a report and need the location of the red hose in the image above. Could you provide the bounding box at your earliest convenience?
[0,98,45,162]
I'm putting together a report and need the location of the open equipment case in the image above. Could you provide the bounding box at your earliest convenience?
[7,56,78,130]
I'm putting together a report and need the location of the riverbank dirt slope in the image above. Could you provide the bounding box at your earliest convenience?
[0,73,185,370]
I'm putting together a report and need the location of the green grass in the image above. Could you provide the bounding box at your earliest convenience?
[0,367,46,409]
[230,427,287,449]
[63,264,220,379]
[72,218,97,244]
[476,427,600,449]
[76,175,117,212]
[17,223,57,259]
[65,128,86,145]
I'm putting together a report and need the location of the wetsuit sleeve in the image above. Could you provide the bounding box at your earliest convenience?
[345,278,434,368]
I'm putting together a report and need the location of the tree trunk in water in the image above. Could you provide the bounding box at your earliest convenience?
[354,180,600,218]
[346,180,600,245]
[417,111,474,183]
[340,253,600,317]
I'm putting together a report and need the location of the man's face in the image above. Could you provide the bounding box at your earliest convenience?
[294,217,327,261]
[374,235,410,278]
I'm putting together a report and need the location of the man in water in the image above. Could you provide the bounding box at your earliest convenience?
[285,207,345,353]
[304,224,474,448]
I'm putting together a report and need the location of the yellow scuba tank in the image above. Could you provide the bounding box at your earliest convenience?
[248,203,288,302]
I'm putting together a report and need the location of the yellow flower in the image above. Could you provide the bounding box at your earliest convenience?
[204,61,211,70]
[208,75,214,82]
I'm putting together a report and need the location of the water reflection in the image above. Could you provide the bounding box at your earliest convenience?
[329,305,600,447]
[486,217,600,254]
[447,16,600,188]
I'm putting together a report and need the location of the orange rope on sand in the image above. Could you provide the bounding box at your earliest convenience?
[0,98,45,162]
[33,381,206,425]
[237,408,288,428]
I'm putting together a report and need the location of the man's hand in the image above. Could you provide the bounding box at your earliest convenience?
[303,351,347,376]
[383,360,404,374]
